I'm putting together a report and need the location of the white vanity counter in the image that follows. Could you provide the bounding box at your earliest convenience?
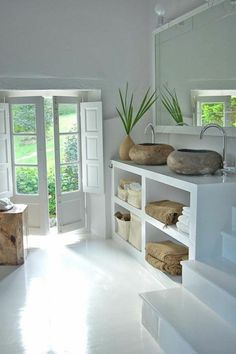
[111,159,236,286]
[112,160,236,187]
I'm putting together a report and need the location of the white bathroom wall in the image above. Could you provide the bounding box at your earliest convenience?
[0,0,152,119]
[0,0,156,237]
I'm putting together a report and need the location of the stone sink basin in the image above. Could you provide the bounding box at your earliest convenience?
[129,143,174,165]
[167,149,223,175]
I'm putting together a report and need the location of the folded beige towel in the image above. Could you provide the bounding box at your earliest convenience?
[146,254,182,276]
[145,200,185,225]
[146,240,188,264]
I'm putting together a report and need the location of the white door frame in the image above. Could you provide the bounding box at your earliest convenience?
[9,96,49,235]
[53,96,85,233]
[0,103,13,199]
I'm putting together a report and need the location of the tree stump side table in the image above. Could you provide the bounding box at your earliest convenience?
[0,204,28,265]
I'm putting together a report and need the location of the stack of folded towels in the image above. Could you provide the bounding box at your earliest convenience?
[176,206,191,235]
[146,240,188,275]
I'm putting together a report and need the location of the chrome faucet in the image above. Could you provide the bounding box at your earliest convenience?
[200,123,227,168]
[144,123,155,144]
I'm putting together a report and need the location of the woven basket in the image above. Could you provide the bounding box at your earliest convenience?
[127,189,141,209]
[117,186,128,202]
[115,213,130,241]
[129,213,142,250]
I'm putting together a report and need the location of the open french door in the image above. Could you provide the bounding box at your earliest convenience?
[53,97,85,233]
[9,97,49,235]
[0,103,13,199]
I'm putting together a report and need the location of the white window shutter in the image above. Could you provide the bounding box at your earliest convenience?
[0,103,13,198]
[80,102,104,194]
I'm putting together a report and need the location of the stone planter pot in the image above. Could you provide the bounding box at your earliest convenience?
[119,135,135,160]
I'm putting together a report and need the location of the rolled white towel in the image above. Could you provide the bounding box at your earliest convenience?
[183,206,190,212]
[182,206,190,213]
[178,214,190,227]
[182,206,191,217]
[176,221,189,235]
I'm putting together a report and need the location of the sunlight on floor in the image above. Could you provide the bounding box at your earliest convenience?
[27,229,91,249]
[0,234,164,354]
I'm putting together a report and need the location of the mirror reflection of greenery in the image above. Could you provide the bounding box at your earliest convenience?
[201,98,236,127]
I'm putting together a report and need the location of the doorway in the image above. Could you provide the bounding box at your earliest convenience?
[0,89,103,235]
[8,93,89,234]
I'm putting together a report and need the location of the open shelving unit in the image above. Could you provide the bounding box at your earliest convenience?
[111,159,236,287]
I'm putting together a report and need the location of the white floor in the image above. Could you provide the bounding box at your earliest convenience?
[0,233,164,354]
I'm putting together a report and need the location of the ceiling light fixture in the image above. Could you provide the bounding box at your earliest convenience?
[155,4,165,26]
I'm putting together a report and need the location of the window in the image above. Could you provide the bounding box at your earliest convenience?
[194,93,236,127]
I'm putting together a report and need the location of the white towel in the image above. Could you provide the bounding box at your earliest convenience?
[176,221,189,235]
[182,207,191,217]
[183,206,190,212]
[182,206,191,212]
[178,214,190,227]
[128,182,142,191]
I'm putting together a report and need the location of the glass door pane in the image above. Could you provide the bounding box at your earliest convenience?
[11,103,38,195]
[61,165,79,192]
[12,104,36,133]
[59,104,77,133]
[57,103,80,194]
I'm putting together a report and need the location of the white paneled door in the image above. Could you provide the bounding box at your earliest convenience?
[9,97,49,235]
[80,102,104,194]
[0,103,13,199]
[53,97,85,233]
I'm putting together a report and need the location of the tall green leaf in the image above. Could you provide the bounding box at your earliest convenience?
[116,83,158,134]
[161,86,183,124]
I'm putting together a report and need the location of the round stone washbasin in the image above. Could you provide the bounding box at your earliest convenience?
[129,143,174,165]
[167,149,223,175]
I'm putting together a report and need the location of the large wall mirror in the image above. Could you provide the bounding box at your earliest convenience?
[155,0,236,128]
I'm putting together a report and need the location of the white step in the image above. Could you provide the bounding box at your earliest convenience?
[222,229,236,263]
[141,287,236,354]
[182,258,236,327]
[232,206,236,231]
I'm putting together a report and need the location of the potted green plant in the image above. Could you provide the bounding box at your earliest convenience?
[161,85,184,125]
[116,83,157,160]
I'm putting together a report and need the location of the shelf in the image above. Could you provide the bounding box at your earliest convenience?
[112,158,236,288]
[114,196,142,217]
[113,232,182,288]
[113,232,143,257]
[114,197,190,248]
[144,214,190,248]
[144,261,182,287]
[112,160,236,187]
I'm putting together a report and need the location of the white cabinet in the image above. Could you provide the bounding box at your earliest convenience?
[111,160,236,285]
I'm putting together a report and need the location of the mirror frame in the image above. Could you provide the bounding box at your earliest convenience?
[152,0,236,137]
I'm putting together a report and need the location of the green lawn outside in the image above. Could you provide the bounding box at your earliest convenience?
[14,113,77,169]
